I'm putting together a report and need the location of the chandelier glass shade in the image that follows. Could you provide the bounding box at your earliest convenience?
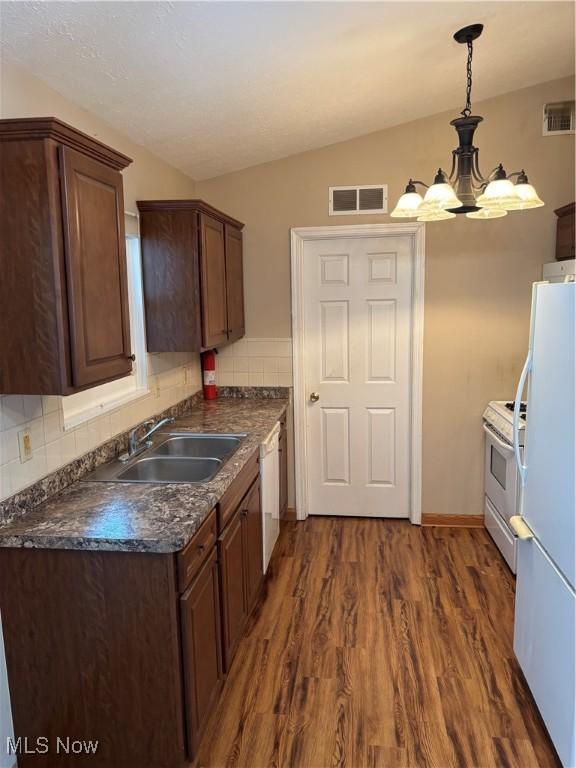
[390,24,544,222]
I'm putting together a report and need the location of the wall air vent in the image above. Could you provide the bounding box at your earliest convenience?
[543,101,575,136]
[329,185,388,216]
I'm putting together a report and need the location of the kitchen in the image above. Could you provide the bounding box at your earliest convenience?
[0,2,574,767]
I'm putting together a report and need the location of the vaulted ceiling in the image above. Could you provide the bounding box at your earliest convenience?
[1,1,574,179]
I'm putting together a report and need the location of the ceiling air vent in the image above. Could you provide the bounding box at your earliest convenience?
[329,185,388,216]
[543,101,575,136]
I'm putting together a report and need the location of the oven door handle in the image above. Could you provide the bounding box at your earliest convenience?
[482,424,514,454]
[513,350,531,487]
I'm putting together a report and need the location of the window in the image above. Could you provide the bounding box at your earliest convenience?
[62,236,148,428]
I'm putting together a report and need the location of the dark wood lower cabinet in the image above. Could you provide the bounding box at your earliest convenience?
[219,473,263,672]
[180,548,223,757]
[0,548,186,768]
[242,477,263,613]
[219,510,248,671]
[0,450,269,765]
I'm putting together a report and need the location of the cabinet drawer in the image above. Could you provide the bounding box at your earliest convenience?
[177,508,217,592]
[218,449,259,532]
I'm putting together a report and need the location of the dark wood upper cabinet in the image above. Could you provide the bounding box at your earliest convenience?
[0,117,133,395]
[555,202,575,261]
[139,209,202,353]
[200,213,229,348]
[224,224,245,342]
[136,200,245,351]
[60,147,132,387]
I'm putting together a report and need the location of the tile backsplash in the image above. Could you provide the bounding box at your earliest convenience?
[216,338,293,388]
[0,354,201,502]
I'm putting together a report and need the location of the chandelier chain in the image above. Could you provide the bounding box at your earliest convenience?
[461,40,473,117]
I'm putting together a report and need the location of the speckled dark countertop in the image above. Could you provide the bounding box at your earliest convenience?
[0,397,288,554]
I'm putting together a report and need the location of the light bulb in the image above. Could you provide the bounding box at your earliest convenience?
[390,191,424,218]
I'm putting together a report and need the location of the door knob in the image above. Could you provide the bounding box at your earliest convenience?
[310,392,320,402]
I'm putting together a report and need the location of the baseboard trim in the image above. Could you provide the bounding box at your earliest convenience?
[421,514,484,528]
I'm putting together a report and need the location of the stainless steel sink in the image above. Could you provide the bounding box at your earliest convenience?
[149,434,243,461]
[83,432,246,484]
[117,456,221,484]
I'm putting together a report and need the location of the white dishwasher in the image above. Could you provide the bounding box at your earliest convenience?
[260,422,280,572]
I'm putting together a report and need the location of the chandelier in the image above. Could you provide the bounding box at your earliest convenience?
[391,24,544,221]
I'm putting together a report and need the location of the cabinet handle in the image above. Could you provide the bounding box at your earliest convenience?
[240,509,248,518]
[197,543,206,552]
[126,354,136,361]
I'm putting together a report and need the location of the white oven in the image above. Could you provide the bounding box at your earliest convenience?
[482,400,525,573]
[483,424,519,526]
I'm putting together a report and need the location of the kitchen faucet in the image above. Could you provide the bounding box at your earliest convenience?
[119,416,175,462]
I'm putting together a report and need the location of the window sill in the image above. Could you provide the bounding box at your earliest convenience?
[63,387,151,431]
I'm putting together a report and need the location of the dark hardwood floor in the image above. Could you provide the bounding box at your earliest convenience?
[196,518,560,768]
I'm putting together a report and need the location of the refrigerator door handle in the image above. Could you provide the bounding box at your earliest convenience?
[510,515,534,540]
[513,350,532,487]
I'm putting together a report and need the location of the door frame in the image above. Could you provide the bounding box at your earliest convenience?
[290,223,425,524]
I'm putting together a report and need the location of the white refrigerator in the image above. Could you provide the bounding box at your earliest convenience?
[511,281,575,768]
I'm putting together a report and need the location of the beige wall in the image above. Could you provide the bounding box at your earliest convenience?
[1,61,197,209]
[0,63,202,502]
[197,77,575,517]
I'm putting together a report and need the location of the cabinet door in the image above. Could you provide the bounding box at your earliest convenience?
[180,549,223,758]
[279,423,288,518]
[224,225,245,343]
[218,512,247,671]
[59,146,132,388]
[140,211,202,353]
[199,213,228,348]
[242,477,263,614]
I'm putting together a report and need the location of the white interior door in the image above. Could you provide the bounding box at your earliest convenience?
[302,233,414,518]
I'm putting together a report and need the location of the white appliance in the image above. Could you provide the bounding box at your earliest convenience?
[260,422,281,573]
[511,281,575,767]
[543,258,575,283]
[482,400,525,572]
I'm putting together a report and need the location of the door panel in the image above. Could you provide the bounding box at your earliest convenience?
[59,146,132,388]
[224,225,245,342]
[367,408,395,485]
[367,300,395,381]
[180,550,223,757]
[304,235,413,518]
[199,214,228,348]
[320,301,349,381]
[321,408,350,484]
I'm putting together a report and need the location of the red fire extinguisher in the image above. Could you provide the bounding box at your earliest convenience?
[201,349,217,400]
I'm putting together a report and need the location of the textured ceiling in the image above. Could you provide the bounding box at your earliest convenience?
[1,1,574,180]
